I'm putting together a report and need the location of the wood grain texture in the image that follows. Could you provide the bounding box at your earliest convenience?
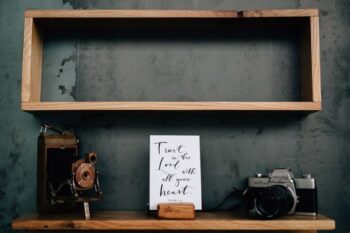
[25,10,238,18]
[21,17,33,102]
[21,18,43,102]
[26,230,319,233]
[26,231,319,233]
[21,102,321,111]
[158,203,195,220]
[26,231,318,233]
[289,231,317,233]
[12,211,335,231]
[310,16,321,102]
[29,19,43,101]
[241,9,318,17]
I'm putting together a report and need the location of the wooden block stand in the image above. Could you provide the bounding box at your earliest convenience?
[157,203,195,220]
[21,9,321,111]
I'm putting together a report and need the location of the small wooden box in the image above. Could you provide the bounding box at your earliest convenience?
[157,203,195,220]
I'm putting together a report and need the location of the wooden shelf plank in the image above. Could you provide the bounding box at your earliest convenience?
[241,9,319,17]
[25,10,238,18]
[21,101,321,111]
[12,211,335,231]
[24,9,319,19]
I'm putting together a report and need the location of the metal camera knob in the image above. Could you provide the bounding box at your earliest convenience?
[255,173,263,178]
[303,174,312,179]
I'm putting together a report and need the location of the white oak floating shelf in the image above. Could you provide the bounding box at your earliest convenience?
[12,211,335,231]
[21,9,321,111]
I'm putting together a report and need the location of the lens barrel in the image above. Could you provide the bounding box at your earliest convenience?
[254,185,295,219]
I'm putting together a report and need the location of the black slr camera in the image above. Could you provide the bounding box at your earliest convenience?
[245,168,317,219]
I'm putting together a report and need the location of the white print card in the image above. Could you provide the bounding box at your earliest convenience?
[149,135,202,210]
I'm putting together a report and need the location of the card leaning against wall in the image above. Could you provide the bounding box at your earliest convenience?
[149,135,202,210]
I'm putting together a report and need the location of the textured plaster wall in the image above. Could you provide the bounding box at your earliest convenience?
[0,1,349,232]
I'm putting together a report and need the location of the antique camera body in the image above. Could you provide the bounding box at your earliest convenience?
[245,168,317,219]
[37,127,101,214]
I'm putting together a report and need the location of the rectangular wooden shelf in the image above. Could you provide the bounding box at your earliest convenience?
[22,101,321,111]
[12,211,335,231]
[21,9,321,111]
[24,9,318,18]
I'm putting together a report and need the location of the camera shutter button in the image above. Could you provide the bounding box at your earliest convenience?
[303,174,312,178]
[256,173,263,178]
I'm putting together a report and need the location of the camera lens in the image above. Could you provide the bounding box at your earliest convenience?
[256,185,295,219]
[85,152,97,164]
[90,154,96,163]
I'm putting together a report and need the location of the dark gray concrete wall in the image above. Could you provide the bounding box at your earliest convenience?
[0,0,349,232]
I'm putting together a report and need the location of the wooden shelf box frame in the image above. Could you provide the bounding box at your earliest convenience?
[21,9,321,111]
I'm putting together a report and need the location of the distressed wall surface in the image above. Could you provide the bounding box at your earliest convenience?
[0,0,349,233]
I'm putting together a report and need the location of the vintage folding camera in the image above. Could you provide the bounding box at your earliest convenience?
[37,124,102,218]
[245,168,317,219]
